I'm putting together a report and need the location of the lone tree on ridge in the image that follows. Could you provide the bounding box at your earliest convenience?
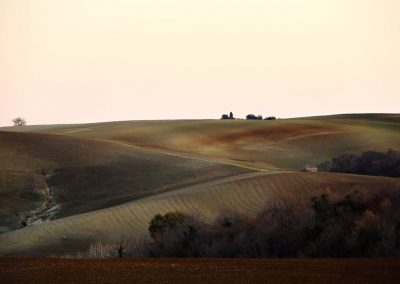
[12,117,26,126]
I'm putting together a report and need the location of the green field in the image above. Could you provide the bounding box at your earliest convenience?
[0,114,399,255]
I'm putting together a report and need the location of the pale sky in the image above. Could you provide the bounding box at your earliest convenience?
[0,0,399,126]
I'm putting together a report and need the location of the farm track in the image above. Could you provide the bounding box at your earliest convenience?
[56,127,275,172]
[72,136,274,172]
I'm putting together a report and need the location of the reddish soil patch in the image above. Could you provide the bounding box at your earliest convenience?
[1,257,400,284]
[208,124,336,145]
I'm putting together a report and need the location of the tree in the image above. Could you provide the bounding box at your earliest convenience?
[12,117,26,126]
[148,211,187,239]
[221,112,235,120]
[221,114,229,119]
[246,114,263,120]
[116,237,130,258]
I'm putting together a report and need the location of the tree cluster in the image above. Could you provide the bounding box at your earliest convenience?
[144,191,400,258]
[318,149,400,177]
[220,113,276,120]
[89,186,400,258]
[245,114,276,120]
[221,112,235,120]
[246,114,263,120]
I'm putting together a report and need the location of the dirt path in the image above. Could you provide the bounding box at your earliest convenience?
[107,139,274,171]
[71,136,274,172]
[56,127,275,172]
[58,128,93,134]
[1,257,399,284]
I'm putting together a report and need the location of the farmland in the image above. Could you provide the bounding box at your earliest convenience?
[0,114,399,256]
[1,257,400,284]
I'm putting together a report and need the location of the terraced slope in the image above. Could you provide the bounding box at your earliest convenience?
[1,172,399,256]
[3,114,399,170]
[0,131,249,230]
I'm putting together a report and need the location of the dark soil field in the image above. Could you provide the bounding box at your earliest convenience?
[1,257,400,284]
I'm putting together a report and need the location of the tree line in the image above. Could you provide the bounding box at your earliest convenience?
[318,149,400,177]
[88,186,400,258]
[221,112,276,120]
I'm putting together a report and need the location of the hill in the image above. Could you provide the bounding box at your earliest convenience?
[0,131,248,231]
[3,113,400,170]
[0,171,399,256]
[0,114,399,255]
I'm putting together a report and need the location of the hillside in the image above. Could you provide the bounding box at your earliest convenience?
[0,171,399,256]
[0,114,399,256]
[0,131,248,231]
[3,114,399,170]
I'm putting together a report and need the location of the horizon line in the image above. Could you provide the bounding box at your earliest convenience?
[0,112,399,128]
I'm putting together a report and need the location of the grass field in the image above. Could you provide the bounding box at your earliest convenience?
[1,257,400,284]
[0,114,399,256]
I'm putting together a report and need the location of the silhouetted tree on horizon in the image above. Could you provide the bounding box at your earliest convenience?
[12,117,26,126]
[246,114,263,120]
[221,112,235,120]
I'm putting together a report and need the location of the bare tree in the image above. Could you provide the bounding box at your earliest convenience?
[87,236,148,258]
[12,117,26,126]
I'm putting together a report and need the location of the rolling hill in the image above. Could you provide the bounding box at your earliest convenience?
[0,172,399,255]
[0,131,249,231]
[3,113,399,170]
[0,113,399,255]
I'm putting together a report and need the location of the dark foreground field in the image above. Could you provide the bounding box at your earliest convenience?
[1,258,400,284]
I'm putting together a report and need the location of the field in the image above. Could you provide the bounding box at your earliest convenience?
[0,131,248,229]
[1,172,399,255]
[1,258,400,284]
[4,113,400,170]
[0,114,400,256]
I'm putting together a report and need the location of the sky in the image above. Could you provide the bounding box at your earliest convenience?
[0,0,399,126]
